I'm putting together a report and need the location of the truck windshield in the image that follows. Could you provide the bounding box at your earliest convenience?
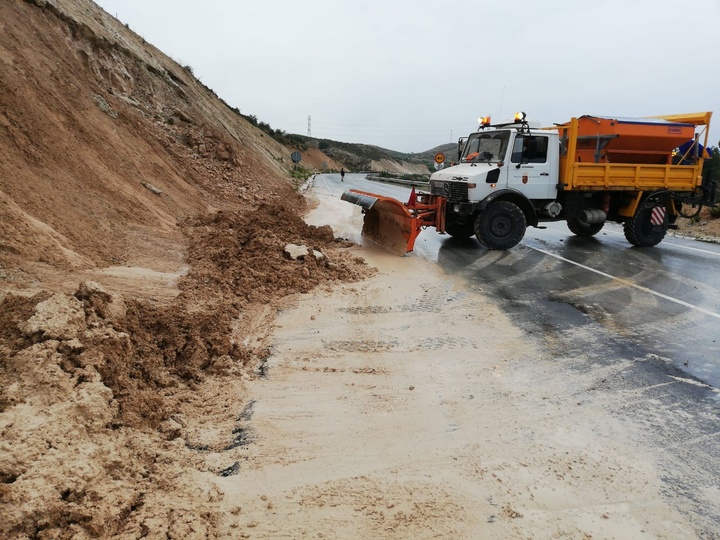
[461,131,510,163]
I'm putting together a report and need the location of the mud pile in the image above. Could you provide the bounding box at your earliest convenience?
[0,203,370,538]
[0,0,371,537]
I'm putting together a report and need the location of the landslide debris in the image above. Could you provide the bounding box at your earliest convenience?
[0,0,372,537]
[0,204,370,538]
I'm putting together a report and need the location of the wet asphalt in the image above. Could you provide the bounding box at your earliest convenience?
[328,172,720,532]
[334,172,720,390]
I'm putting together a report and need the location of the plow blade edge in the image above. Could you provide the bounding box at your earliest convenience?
[342,190,443,255]
[339,190,379,211]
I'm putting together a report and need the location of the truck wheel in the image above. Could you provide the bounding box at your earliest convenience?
[475,201,526,250]
[623,205,668,247]
[444,216,475,238]
[567,217,604,237]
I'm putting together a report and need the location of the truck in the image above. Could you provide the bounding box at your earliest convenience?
[341,111,715,255]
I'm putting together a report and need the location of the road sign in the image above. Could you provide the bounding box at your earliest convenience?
[291,151,302,164]
[434,152,445,164]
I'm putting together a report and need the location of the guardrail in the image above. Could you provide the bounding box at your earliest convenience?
[303,172,431,190]
[364,172,430,189]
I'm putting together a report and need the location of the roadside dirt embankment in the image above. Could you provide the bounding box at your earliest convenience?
[0,0,371,537]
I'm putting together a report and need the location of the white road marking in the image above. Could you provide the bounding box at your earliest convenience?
[321,175,333,191]
[598,226,720,257]
[312,174,336,195]
[528,246,720,320]
[658,238,720,257]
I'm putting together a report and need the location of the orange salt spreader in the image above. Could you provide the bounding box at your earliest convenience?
[569,115,697,165]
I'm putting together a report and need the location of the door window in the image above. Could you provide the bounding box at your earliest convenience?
[511,135,549,164]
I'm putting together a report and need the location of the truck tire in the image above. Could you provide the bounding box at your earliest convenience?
[475,201,526,250]
[444,216,475,239]
[623,205,668,247]
[567,217,604,237]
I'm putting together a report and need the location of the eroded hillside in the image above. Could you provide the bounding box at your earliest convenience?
[0,0,372,537]
[1,0,306,278]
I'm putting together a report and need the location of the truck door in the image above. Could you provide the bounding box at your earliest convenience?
[506,134,557,199]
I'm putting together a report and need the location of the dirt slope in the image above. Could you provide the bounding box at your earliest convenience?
[0,0,371,537]
[1,0,304,279]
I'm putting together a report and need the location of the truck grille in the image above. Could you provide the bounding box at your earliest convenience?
[430,180,468,202]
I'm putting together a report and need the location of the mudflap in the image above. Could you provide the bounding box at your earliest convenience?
[342,190,444,255]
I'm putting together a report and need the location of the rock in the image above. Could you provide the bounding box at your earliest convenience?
[57,338,85,354]
[141,181,162,195]
[312,249,325,260]
[91,94,118,119]
[21,293,85,341]
[173,109,192,123]
[284,243,309,260]
[75,381,116,431]
[77,281,111,301]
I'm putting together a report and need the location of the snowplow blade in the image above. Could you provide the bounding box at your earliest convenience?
[341,189,445,255]
[362,198,417,256]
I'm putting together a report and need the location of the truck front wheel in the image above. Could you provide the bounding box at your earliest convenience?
[475,201,527,250]
[623,205,668,247]
[567,217,605,237]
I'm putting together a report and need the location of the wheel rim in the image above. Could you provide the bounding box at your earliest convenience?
[476,201,526,250]
[490,215,512,238]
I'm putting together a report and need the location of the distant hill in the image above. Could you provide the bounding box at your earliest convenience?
[293,135,459,174]
[414,143,459,165]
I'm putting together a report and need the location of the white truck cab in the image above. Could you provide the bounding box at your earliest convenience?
[430,118,560,203]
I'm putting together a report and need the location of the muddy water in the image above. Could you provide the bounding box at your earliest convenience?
[213,185,699,538]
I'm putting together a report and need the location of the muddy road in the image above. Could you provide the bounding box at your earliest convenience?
[214,173,720,538]
[333,172,720,387]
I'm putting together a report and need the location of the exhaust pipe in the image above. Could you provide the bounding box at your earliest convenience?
[581,208,607,224]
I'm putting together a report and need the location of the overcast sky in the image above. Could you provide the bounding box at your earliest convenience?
[94,0,719,153]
